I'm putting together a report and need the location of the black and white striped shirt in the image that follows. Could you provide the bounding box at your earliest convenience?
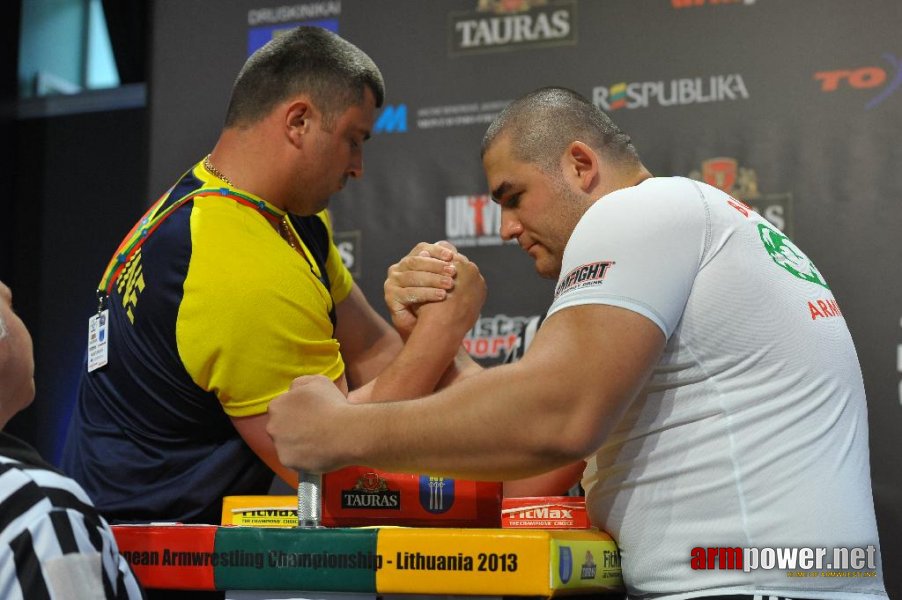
[0,432,144,599]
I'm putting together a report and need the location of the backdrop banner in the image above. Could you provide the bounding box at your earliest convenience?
[146,1,902,594]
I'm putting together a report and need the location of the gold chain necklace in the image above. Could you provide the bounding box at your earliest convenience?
[279,218,298,250]
[203,154,298,251]
[203,154,233,186]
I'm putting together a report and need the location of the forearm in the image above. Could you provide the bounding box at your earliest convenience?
[338,362,594,481]
[436,345,484,390]
[358,316,466,402]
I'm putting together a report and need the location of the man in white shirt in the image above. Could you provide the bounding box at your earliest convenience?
[266,87,888,600]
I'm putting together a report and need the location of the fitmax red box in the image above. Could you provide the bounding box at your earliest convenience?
[501,496,589,529]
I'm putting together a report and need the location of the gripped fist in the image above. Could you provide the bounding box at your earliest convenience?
[266,375,350,474]
[416,253,486,337]
[384,241,459,338]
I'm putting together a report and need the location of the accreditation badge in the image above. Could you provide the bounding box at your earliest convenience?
[87,309,110,372]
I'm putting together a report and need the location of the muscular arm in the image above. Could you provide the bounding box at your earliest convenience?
[346,254,485,402]
[334,283,404,390]
[234,244,481,487]
[267,304,665,480]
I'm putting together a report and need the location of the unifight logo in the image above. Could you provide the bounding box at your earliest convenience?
[445,194,512,248]
[464,314,539,360]
[688,157,793,235]
[814,54,902,110]
[449,0,577,56]
[593,73,748,111]
[554,261,614,299]
[341,472,401,510]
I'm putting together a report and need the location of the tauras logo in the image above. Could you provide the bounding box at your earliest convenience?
[593,74,749,111]
[688,157,794,235]
[449,0,577,55]
[341,473,401,510]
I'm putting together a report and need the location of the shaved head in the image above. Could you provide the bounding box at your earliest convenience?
[482,87,640,174]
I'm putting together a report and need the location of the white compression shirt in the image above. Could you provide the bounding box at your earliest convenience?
[547,177,887,600]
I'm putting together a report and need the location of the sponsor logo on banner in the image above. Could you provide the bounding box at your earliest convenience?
[446,194,513,247]
[593,73,749,111]
[341,472,401,510]
[688,158,794,236]
[419,476,455,514]
[559,546,573,583]
[814,54,902,110]
[246,1,341,56]
[580,550,597,580]
[464,314,539,359]
[672,0,756,8]
[417,99,510,129]
[374,104,407,134]
[449,0,577,56]
[554,261,614,298]
[333,230,361,278]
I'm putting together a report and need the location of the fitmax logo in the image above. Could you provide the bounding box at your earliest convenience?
[814,54,902,110]
[374,104,407,133]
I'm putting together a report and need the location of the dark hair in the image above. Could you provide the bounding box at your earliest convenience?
[481,87,639,171]
[225,26,385,129]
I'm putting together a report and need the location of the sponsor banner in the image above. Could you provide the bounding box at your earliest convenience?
[593,73,749,111]
[247,19,339,55]
[246,1,341,55]
[446,194,514,248]
[501,496,590,529]
[814,53,902,110]
[247,1,341,25]
[464,314,540,360]
[222,496,299,527]
[418,99,510,130]
[117,525,622,594]
[672,0,756,8]
[322,467,501,527]
[448,0,577,57]
[373,104,407,134]
[688,158,794,235]
[375,527,620,595]
[114,525,219,590]
[213,527,378,591]
[334,229,361,278]
[550,533,622,590]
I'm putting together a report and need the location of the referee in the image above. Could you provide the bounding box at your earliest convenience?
[0,280,143,600]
